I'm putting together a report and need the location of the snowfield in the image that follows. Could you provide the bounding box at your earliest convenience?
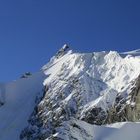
[0,72,46,140]
[0,46,140,140]
[50,119,140,140]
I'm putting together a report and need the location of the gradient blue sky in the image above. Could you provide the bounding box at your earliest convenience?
[0,0,140,81]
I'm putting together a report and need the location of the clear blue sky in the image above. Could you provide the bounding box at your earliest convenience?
[0,0,140,81]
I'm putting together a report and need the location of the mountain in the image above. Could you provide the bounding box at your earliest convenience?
[0,45,140,140]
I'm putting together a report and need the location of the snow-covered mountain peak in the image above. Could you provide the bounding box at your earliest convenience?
[39,49,140,125]
[42,44,72,71]
[55,44,71,58]
[42,49,140,92]
[0,48,140,140]
[30,49,140,140]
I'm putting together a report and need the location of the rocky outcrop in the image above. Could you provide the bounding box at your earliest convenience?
[20,77,82,139]
[106,75,140,123]
[20,88,47,140]
[56,44,70,59]
[127,75,140,121]
[21,72,32,78]
[46,118,94,140]
[0,83,6,106]
[80,107,107,125]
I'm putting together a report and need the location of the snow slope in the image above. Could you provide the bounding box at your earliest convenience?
[0,71,46,140]
[50,119,140,140]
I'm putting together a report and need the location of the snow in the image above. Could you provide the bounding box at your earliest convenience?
[0,71,46,140]
[52,119,140,140]
[42,50,73,85]
[99,122,140,140]
[43,50,140,112]
[121,49,140,57]
[0,47,140,140]
[40,48,140,139]
[41,48,140,120]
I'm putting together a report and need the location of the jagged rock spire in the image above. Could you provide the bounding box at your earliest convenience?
[56,44,70,58]
[62,44,69,50]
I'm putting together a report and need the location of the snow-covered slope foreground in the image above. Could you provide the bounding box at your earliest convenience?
[49,119,140,140]
[0,72,47,140]
[0,45,140,140]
